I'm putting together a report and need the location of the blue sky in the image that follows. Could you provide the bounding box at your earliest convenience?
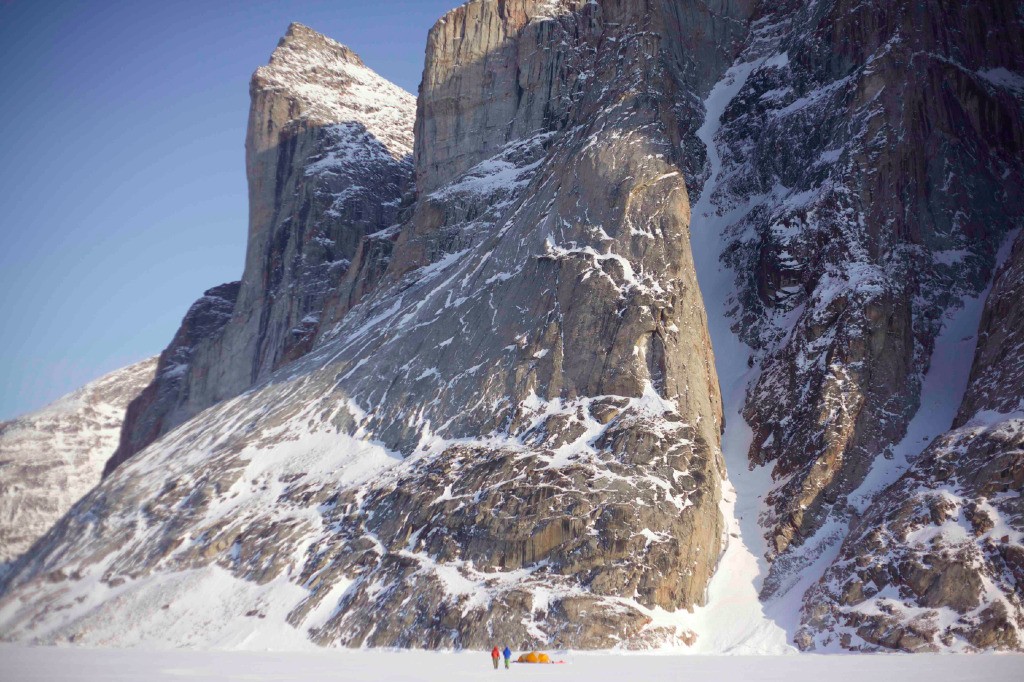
[0,0,456,420]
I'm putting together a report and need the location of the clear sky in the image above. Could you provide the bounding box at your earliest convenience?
[0,0,457,420]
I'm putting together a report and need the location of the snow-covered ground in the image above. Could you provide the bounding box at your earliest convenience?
[2,646,1022,681]
[687,58,793,653]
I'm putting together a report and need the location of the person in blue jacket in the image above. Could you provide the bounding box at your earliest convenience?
[503,646,512,669]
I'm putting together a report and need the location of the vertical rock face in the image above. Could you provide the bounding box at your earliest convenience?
[413,0,588,193]
[0,1,753,649]
[107,24,417,473]
[702,0,1024,583]
[800,231,1024,651]
[235,22,415,376]
[105,284,239,475]
[0,358,156,568]
[415,0,752,194]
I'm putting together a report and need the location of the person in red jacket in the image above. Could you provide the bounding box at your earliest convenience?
[491,646,500,669]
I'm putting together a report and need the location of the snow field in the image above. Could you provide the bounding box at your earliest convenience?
[2,646,1022,682]
[687,57,793,653]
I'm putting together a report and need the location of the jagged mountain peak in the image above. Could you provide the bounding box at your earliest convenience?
[252,22,415,159]
[276,22,364,67]
[105,22,418,475]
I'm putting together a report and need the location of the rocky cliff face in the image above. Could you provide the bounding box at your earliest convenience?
[679,0,1024,652]
[414,0,586,194]
[799,231,1024,651]
[0,358,155,568]
[104,284,239,475]
[0,1,753,649]
[415,0,751,194]
[696,0,1024,596]
[108,23,416,472]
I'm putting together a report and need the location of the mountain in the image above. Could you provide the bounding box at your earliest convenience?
[713,0,1024,582]
[0,358,156,570]
[106,23,416,474]
[1,0,1022,654]
[800,230,1024,651]
[0,3,746,649]
[686,0,1024,651]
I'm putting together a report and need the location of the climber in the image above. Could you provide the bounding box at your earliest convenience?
[503,645,512,669]
[491,646,501,670]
